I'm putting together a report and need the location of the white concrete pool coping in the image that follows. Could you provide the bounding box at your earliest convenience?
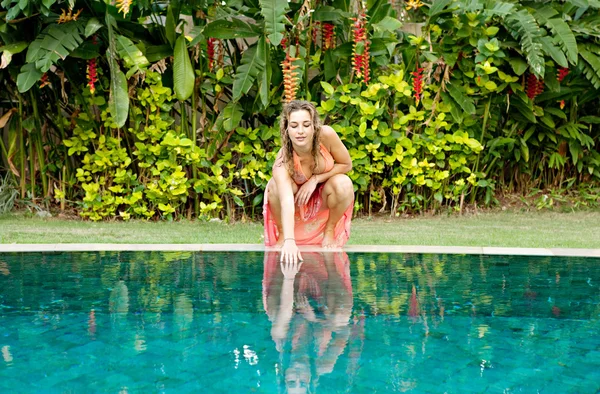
[0,244,599,257]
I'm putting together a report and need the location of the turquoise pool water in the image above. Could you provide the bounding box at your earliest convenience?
[0,251,599,393]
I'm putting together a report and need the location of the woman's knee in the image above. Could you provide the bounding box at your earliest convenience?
[326,175,354,199]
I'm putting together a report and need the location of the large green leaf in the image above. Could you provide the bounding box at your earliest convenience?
[85,17,102,37]
[216,102,243,132]
[512,93,537,123]
[165,1,177,47]
[258,37,271,108]
[312,6,344,22]
[509,57,528,75]
[26,22,85,72]
[16,63,43,93]
[483,1,515,17]
[69,41,100,59]
[428,0,453,18]
[260,0,288,46]
[116,35,149,78]
[446,83,476,115]
[173,34,194,101]
[0,41,27,54]
[531,6,558,24]
[232,37,266,101]
[505,9,545,78]
[203,18,259,39]
[108,63,129,128]
[540,36,568,68]
[106,13,128,128]
[372,16,402,32]
[546,18,578,65]
[578,44,600,89]
[145,45,172,63]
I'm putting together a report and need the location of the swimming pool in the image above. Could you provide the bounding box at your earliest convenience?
[1,251,599,392]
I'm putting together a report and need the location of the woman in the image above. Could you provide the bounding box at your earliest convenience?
[263,100,354,262]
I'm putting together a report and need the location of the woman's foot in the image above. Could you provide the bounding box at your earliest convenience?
[322,229,339,249]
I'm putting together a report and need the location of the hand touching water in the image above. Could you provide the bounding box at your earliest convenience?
[280,238,303,266]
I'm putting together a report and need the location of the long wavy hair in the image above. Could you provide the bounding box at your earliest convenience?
[278,100,322,176]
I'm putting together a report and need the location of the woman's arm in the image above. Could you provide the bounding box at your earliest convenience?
[272,151,303,263]
[271,261,301,341]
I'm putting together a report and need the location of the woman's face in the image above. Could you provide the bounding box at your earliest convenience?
[285,363,311,394]
[287,109,314,149]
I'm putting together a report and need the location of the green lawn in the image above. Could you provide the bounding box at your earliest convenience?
[1,210,599,248]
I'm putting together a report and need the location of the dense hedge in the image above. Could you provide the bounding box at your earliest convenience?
[0,0,599,219]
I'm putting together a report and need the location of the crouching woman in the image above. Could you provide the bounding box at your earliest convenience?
[263,100,354,263]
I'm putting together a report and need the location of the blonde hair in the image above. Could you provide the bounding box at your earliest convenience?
[278,100,322,176]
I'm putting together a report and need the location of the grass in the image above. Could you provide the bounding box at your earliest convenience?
[1,209,599,248]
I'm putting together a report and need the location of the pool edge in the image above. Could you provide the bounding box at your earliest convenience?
[0,244,599,257]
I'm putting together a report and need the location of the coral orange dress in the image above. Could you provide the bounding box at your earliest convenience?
[263,143,353,246]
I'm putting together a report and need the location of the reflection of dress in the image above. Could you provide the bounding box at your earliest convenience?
[263,143,353,246]
[262,251,363,391]
[262,251,352,315]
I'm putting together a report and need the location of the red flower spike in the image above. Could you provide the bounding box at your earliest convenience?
[412,67,424,104]
[559,100,565,110]
[526,73,540,100]
[351,12,370,84]
[207,38,216,71]
[536,79,545,95]
[281,37,287,51]
[322,23,335,50]
[557,67,569,82]
[87,58,98,95]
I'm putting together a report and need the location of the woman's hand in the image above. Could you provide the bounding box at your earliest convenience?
[280,238,303,266]
[294,175,318,207]
[280,257,303,280]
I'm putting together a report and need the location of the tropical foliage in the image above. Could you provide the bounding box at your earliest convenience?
[0,0,599,220]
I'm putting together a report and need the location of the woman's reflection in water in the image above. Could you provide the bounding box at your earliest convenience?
[263,251,364,393]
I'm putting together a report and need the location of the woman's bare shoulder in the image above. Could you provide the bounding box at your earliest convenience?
[320,125,338,147]
[321,124,337,137]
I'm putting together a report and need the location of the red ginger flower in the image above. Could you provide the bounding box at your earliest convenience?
[557,67,569,82]
[536,79,545,95]
[281,52,300,103]
[87,58,98,95]
[351,12,370,84]
[412,67,424,105]
[322,23,335,50]
[207,38,216,71]
[526,73,543,100]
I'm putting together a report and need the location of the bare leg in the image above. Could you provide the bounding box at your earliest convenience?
[267,179,298,246]
[321,175,354,248]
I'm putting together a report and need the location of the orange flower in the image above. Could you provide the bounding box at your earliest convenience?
[57,8,82,23]
[116,0,132,16]
[281,52,300,103]
[39,73,50,88]
[405,0,425,10]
